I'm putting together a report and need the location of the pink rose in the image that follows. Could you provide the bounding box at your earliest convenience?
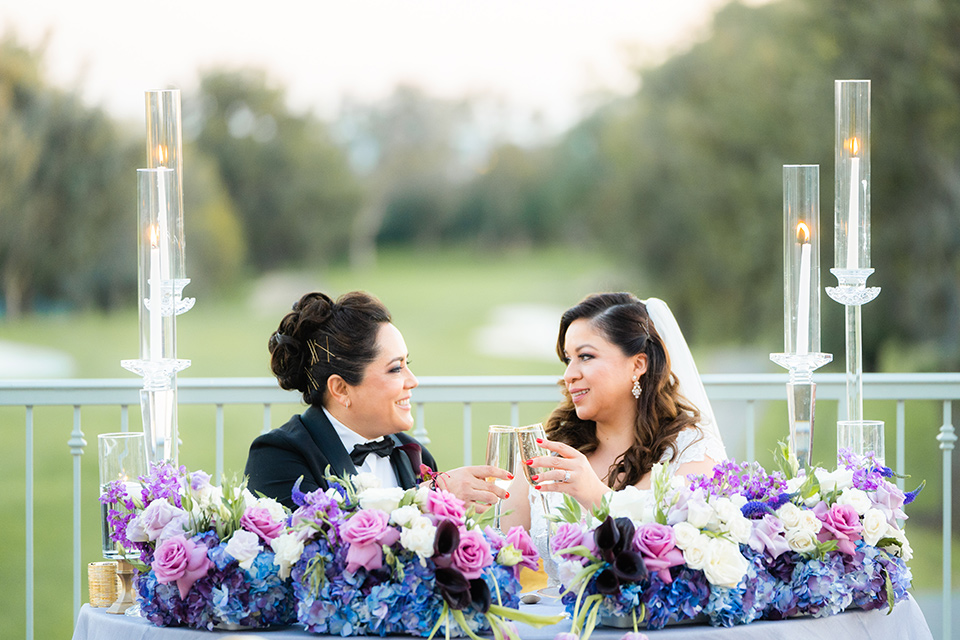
[814,501,863,555]
[241,506,284,542]
[452,530,493,579]
[748,514,790,559]
[152,535,211,600]
[425,489,466,522]
[634,523,684,584]
[139,499,188,542]
[505,526,539,571]
[551,522,588,564]
[341,509,396,573]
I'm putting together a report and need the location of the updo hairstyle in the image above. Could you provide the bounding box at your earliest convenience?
[269,291,391,405]
[545,292,701,489]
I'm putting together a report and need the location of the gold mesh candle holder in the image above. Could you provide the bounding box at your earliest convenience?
[88,561,118,607]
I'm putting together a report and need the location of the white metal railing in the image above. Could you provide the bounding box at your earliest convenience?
[1,373,958,640]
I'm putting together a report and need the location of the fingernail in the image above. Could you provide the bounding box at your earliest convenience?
[534,485,541,490]
[505,492,510,499]
[525,459,533,465]
[531,474,539,482]
[507,473,514,480]
[536,438,543,444]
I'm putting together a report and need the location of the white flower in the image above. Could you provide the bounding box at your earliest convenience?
[713,497,740,524]
[681,533,711,571]
[255,496,287,524]
[726,516,754,545]
[399,516,437,558]
[325,487,345,504]
[883,524,913,561]
[797,510,823,534]
[672,522,701,550]
[414,485,431,507]
[862,508,888,546]
[785,476,806,494]
[608,485,654,523]
[390,504,422,528]
[557,560,584,588]
[814,468,854,493]
[354,472,382,492]
[729,494,748,509]
[686,498,715,530]
[271,532,305,580]
[702,538,749,588]
[785,528,818,554]
[359,487,405,514]
[776,502,802,528]
[837,487,872,516]
[225,529,262,570]
[193,482,223,511]
[242,488,258,510]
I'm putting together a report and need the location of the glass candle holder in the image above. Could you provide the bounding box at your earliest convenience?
[837,420,885,464]
[145,89,185,284]
[135,167,177,363]
[98,432,148,560]
[782,165,822,356]
[834,80,871,271]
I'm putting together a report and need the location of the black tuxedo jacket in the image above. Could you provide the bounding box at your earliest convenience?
[244,405,438,509]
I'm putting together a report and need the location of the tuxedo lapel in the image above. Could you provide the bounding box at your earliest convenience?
[300,406,357,479]
[387,434,417,489]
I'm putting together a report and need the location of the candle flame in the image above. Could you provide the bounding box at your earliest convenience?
[796,222,811,244]
[156,145,168,165]
[150,224,159,248]
[846,136,860,156]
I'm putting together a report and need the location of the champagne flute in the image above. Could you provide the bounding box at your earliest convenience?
[485,425,517,529]
[515,423,550,517]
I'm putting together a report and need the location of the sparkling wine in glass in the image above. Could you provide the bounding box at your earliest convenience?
[515,423,550,516]
[485,425,517,528]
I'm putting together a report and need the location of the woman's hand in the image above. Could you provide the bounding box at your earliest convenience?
[432,465,512,513]
[526,438,610,510]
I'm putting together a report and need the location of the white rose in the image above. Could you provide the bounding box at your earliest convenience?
[686,499,715,530]
[861,508,888,546]
[125,514,149,542]
[777,502,802,528]
[785,528,818,554]
[608,486,653,523]
[271,532,305,580]
[815,468,854,493]
[242,488,258,510]
[359,487,405,514]
[726,516,754,545]
[414,485,431,507]
[255,496,288,524]
[713,498,743,525]
[194,483,223,510]
[681,533,711,571]
[785,476,806,494]
[672,522,701,550]
[557,560,584,588]
[354,472,382,492]
[390,504,422,528]
[837,488,872,516]
[669,476,687,491]
[226,529,262,570]
[797,510,823,534]
[703,538,749,588]
[400,516,437,558]
[883,524,913,561]
[325,487,345,504]
[730,494,748,509]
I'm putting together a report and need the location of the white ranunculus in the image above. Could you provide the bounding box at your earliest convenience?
[390,504,422,528]
[681,533,711,571]
[672,521,701,550]
[837,487,872,516]
[226,529,262,570]
[815,468,854,493]
[703,538,749,588]
[726,516,754,545]
[359,487,405,514]
[785,527,818,554]
[608,485,654,523]
[861,508,888,546]
[797,510,823,534]
[776,502,802,528]
[400,516,437,558]
[713,497,740,524]
[354,472,382,492]
[271,532,305,580]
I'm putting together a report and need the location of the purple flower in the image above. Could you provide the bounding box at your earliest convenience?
[551,522,589,564]
[814,502,863,555]
[241,506,284,542]
[747,514,790,559]
[452,529,493,579]
[340,509,393,573]
[152,534,212,600]
[189,470,211,491]
[504,526,539,571]
[633,523,684,584]
[425,489,466,522]
[138,499,189,542]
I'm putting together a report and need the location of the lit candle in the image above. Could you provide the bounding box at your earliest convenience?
[796,222,811,355]
[157,171,171,280]
[846,137,860,269]
[149,225,162,361]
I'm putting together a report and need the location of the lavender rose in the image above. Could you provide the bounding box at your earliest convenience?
[241,505,284,542]
[341,509,396,573]
[551,522,589,564]
[425,489,466,522]
[634,523,684,583]
[452,529,493,579]
[151,534,211,600]
[747,513,790,558]
[814,501,863,555]
[505,526,539,571]
[138,498,189,542]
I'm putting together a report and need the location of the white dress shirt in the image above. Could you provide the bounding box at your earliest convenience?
[322,407,400,488]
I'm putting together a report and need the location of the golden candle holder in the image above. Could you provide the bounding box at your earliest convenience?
[88,561,118,607]
[105,559,137,615]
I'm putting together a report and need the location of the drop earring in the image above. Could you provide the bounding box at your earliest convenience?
[631,375,642,399]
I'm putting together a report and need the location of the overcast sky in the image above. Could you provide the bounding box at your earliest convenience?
[1,0,734,134]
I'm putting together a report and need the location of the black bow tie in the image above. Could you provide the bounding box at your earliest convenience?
[350,438,397,466]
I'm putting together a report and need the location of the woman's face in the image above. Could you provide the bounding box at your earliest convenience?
[345,323,418,439]
[561,318,645,427]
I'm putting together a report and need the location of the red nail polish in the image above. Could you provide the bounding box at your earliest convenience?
[531,475,539,482]
[536,438,543,444]
[505,492,510,499]
[534,485,542,490]
[525,459,533,465]
[507,473,514,480]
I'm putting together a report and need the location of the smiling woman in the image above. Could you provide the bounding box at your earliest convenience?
[244,290,512,510]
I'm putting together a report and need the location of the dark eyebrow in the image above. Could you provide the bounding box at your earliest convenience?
[387,355,407,366]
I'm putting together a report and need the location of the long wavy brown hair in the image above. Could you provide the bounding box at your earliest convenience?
[545,292,701,490]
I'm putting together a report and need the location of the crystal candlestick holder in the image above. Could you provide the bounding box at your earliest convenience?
[770,352,833,469]
[827,268,881,423]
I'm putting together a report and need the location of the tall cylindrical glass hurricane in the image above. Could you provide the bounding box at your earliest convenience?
[782,165,822,357]
[135,168,177,364]
[145,90,185,283]
[834,80,871,271]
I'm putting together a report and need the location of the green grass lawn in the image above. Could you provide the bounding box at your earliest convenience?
[2,244,957,638]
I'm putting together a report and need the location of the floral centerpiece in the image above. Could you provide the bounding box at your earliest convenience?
[100,462,296,630]
[549,444,920,639]
[279,471,565,638]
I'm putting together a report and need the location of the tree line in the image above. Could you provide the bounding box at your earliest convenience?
[1,0,959,368]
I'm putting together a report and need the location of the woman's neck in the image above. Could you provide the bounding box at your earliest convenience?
[590,417,635,483]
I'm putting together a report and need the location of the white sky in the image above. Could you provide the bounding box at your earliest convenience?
[1,0,730,134]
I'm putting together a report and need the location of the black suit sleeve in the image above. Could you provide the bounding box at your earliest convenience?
[245,429,326,510]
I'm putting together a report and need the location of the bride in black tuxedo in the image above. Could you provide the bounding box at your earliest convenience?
[245,291,511,510]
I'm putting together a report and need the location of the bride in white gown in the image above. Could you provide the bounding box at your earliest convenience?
[500,294,727,584]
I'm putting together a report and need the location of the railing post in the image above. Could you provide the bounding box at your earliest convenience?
[745,400,756,464]
[215,404,224,482]
[25,406,34,640]
[896,400,905,491]
[262,403,272,435]
[462,403,472,467]
[68,405,87,624]
[414,402,429,445]
[937,400,956,640]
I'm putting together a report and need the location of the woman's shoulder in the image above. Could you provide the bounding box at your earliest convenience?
[250,413,311,450]
[664,425,725,467]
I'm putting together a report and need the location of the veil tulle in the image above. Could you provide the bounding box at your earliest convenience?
[644,298,727,461]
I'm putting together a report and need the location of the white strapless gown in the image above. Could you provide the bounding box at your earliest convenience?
[529,426,727,585]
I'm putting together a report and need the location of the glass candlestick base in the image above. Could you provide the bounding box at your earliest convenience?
[770,351,832,469]
[826,268,880,306]
[173,278,195,315]
[121,358,191,391]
